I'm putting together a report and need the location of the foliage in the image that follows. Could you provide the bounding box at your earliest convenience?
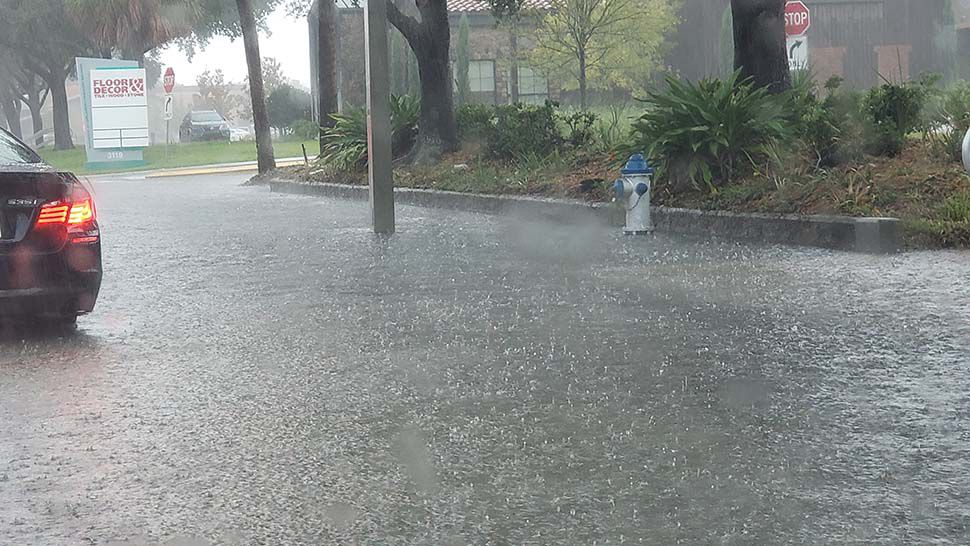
[318,95,420,170]
[195,69,243,119]
[485,102,561,160]
[67,0,198,60]
[455,15,472,106]
[590,105,631,152]
[456,104,494,140]
[267,84,312,133]
[923,80,970,162]
[785,70,843,167]
[530,0,678,107]
[861,79,926,157]
[560,110,597,147]
[631,71,790,193]
[289,119,319,141]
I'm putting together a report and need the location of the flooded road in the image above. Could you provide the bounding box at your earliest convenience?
[1,172,968,545]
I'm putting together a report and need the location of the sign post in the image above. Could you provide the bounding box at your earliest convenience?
[75,57,149,170]
[363,0,395,234]
[785,1,812,71]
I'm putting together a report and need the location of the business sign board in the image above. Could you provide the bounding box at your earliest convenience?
[75,57,148,168]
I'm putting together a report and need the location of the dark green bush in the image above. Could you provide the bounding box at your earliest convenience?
[861,80,925,156]
[456,104,494,140]
[289,119,320,141]
[319,95,419,170]
[560,111,597,147]
[631,70,790,193]
[485,102,561,160]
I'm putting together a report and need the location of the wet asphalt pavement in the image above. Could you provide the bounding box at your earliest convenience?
[1,172,969,545]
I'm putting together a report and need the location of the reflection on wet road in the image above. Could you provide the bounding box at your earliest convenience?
[1,173,969,545]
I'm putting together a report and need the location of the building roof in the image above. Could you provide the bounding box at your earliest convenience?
[447,0,552,13]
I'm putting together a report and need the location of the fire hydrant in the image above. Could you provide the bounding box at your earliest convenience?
[613,153,654,234]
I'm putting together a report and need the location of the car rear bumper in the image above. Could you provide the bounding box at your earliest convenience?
[0,243,102,317]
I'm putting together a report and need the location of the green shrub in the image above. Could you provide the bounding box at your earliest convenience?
[631,71,790,193]
[456,104,494,140]
[591,105,631,153]
[786,70,842,167]
[924,81,970,162]
[861,80,926,156]
[485,102,561,160]
[318,94,420,170]
[559,110,597,147]
[289,119,320,141]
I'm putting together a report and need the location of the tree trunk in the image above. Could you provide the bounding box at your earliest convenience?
[730,0,791,93]
[508,23,519,104]
[413,41,458,160]
[317,0,339,152]
[386,0,458,161]
[1,94,22,139]
[236,0,276,173]
[25,88,45,147]
[48,68,74,150]
[578,49,588,110]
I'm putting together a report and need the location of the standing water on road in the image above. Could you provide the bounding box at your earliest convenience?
[1,174,968,545]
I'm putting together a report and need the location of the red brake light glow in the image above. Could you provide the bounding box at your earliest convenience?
[37,203,70,224]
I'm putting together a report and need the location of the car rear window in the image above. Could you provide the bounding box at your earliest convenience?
[191,112,224,123]
[0,129,41,164]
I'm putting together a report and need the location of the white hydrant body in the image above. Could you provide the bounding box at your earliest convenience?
[614,154,654,234]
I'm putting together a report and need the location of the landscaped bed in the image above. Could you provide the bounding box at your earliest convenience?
[272,74,970,249]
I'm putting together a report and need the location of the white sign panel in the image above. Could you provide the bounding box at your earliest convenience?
[787,35,809,71]
[90,68,149,149]
[163,95,174,121]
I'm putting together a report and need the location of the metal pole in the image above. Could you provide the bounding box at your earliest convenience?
[363,0,395,234]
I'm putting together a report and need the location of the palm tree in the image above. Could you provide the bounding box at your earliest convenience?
[68,0,200,65]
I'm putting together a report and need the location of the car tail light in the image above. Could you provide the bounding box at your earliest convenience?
[35,184,99,243]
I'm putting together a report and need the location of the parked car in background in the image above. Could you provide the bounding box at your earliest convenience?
[179,110,231,143]
[0,128,102,326]
[229,125,254,142]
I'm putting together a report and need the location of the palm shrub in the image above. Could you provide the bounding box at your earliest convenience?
[318,95,420,170]
[631,71,790,193]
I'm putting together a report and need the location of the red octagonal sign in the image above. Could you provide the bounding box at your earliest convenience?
[163,67,176,94]
[785,1,811,37]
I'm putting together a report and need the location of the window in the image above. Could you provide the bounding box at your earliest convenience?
[468,60,495,93]
[517,66,548,105]
[0,128,41,165]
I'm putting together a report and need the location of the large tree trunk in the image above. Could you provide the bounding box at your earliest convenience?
[236,0,276,173]
[386,0,458,162]
[317,0,339,151]
[48,68,74,150]
[0,88,22,139]
[730,0,791,93]
[25,89,45,147]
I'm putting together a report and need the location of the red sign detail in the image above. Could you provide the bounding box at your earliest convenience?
[785,1,811,37]
[163,67,176,94]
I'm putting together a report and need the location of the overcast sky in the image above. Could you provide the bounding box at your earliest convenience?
[158,7,312,90]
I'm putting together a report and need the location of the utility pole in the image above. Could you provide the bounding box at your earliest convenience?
[364,0,395,234]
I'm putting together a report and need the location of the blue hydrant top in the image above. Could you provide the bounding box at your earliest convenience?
[621,153,654,176]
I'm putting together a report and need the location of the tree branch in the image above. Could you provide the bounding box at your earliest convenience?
[386,0,421,45]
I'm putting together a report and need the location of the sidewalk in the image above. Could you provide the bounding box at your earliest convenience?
[143,156,306,179]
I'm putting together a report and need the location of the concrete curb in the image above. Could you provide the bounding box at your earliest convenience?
[269,179,902,254]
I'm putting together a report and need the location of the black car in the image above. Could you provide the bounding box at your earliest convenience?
[179,110,231,143]
[0,128,102,325]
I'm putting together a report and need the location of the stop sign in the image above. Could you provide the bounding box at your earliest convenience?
[785,1,811,36]
[163,67,176,94]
